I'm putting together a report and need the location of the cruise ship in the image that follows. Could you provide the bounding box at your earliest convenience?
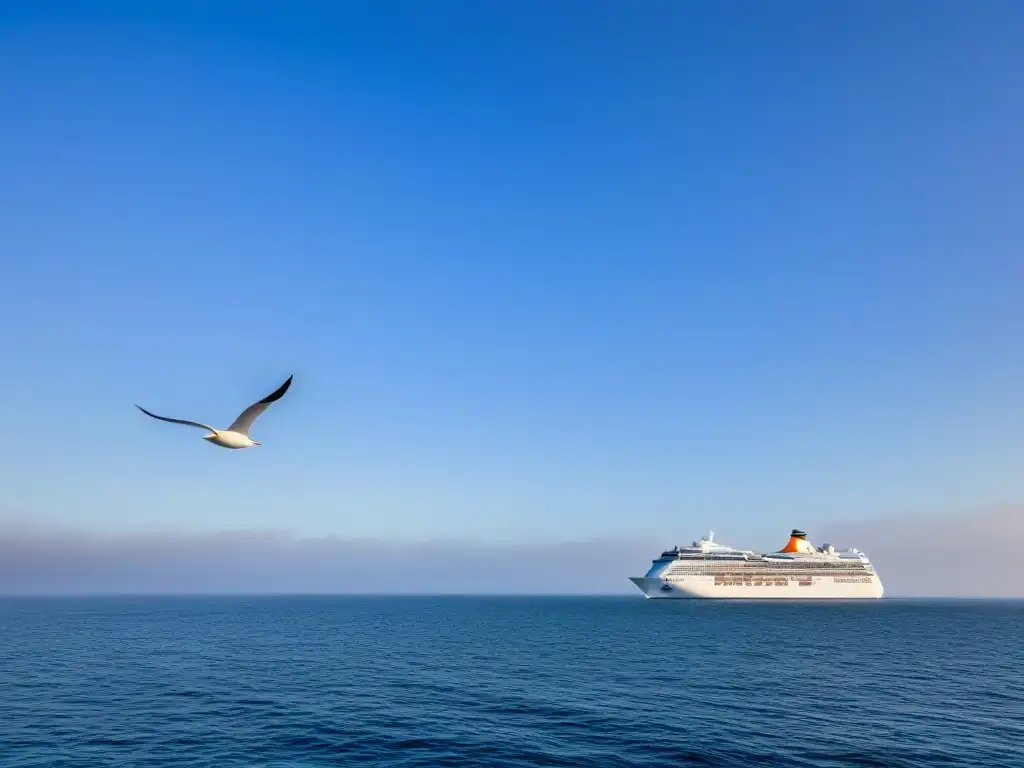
[630,529,884,599]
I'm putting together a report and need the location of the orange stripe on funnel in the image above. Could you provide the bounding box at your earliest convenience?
[779,536,806,553]
[778,529,812,553]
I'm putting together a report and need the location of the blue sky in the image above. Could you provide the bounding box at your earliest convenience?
[1,1,1023,547]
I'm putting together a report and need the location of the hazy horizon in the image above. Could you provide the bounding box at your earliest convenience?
[3,506,1021,597]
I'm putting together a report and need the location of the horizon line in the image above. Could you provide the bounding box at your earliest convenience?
[2,593,1021,600]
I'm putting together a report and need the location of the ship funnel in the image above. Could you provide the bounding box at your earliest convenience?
[778,528,815,554]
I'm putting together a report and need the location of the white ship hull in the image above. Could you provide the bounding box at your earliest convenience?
[630,574,884,600]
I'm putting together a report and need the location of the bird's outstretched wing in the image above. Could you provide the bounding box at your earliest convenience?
[135,405,215,432]
[227,375,293,436]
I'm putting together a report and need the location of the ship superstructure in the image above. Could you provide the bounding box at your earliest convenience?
[629,529,883,599]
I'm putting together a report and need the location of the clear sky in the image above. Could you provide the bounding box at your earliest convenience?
[1,1,1023,547]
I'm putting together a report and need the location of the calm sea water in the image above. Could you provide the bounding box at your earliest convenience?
[1,597,1022,767]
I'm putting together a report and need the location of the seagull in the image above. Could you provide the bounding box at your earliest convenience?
[135,375,293,449]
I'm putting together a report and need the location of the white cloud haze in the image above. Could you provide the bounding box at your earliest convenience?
[1,507,1021,596]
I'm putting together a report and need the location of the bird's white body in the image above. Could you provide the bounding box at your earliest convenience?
[203,431,259,449]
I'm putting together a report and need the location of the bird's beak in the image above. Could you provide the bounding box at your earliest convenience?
[252,441,261,446]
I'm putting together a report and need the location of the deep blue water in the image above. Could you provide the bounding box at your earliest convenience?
[1,597,1022,767]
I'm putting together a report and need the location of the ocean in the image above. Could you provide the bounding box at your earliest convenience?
[1,597,1021,767]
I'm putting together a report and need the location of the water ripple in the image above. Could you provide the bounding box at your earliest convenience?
[0,597,1021,767]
